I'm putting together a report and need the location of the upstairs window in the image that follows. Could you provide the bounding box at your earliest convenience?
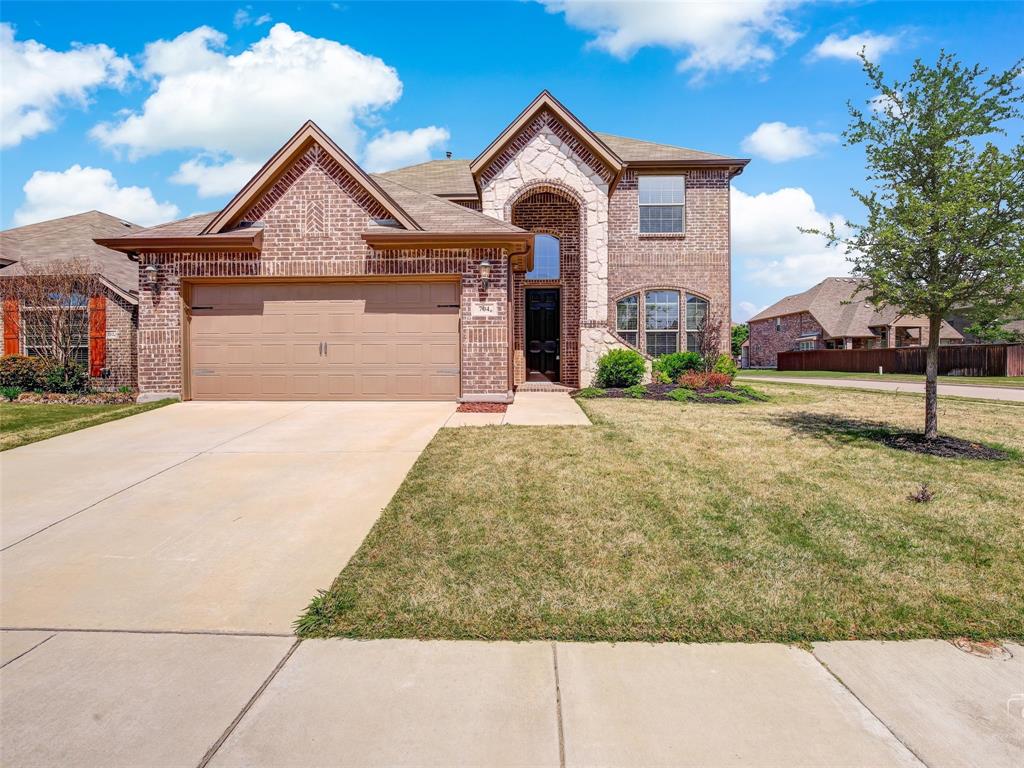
[639,176,685,234]
[527,234,560,280]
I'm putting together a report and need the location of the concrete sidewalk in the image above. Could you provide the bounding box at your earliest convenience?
[739,375,1024,402]
[2,631,1020,767]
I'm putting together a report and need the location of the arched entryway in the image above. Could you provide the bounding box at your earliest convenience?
[510,186,584,387]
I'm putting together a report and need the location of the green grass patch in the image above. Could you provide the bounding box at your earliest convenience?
[739,370,1024,389]
[0,400,174,450]
[298,384,1024,643]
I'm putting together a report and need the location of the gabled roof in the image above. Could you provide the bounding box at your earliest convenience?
[470,90,623,181]
[0,211,143,300]
[377,159,477,199]
[371,176,524,234]
[594,132,743,165]
[202,120,420,234]
[751,277,963,340]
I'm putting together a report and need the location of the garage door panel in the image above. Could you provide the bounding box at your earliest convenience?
[189,281,460,401]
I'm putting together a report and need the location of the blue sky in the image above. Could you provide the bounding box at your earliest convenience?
[2,1,1021,319]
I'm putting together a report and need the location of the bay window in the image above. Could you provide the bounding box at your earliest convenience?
[645,290,679,355]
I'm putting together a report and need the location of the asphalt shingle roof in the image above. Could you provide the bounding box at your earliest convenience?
[0,211,142,295]
[750,277,962,340]
[377,159,477,198]
[370,176,524,234]
[593,132,739,163]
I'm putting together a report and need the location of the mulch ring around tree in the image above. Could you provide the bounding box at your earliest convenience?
[880,432,1010,460]
[571,382,769,404]
[456,402,508,413]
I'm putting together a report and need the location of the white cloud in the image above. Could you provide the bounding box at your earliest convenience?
[0,22,132,147]
[13,165,179,226]
[93,23,403,161]
[741,121,838,162]
[94,23,440,197]
[539,0,805,79]
[363,126,450,172]
[234,7,272,29]
[170,155,262,197]
[809,32,900,63]
[732,186,853,288]
[735,301,766,322]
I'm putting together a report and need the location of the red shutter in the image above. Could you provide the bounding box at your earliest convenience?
[88,294,106,376]
[2,298,19,355]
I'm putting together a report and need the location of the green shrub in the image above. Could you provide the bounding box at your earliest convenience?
[624,384,647,399]
[44,362,91,394]
[0,355,49,390]
[595,348,645,388]
[573,387,606,399]
[666,387,696,402]
[706,390,746,403]
[1,385,22,401]
[713,353,739,378]
[652,352,702,382]
[732,384,769,401]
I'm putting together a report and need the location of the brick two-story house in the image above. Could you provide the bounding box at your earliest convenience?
[97,91,748,402]
[747,277,963,368]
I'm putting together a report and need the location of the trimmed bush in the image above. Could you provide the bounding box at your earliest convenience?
[595,348,645,388]
[44,362,91,394]
[713,353,739,378]
[624,384,647,399]
[679,371,733,390]
[666,387,697,402]
[732,384,770,401]
[573,387,605,399]
[0,355,49,390]
[706,390,747,403]
[652,352,702,383]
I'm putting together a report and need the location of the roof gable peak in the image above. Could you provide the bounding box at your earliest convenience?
[202,120,420,234]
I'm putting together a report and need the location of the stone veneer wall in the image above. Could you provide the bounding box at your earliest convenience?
[607,169,732,358]
[479,110,613,385]
[510,189,582,387]
[747,312,824,368]
[137,141,510,401]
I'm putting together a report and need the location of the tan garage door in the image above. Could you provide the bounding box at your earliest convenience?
[188,281,460,401]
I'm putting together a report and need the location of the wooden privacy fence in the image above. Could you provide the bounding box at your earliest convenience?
[777,344,1024,377]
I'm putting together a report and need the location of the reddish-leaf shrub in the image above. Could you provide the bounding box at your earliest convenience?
[678,371,733,390]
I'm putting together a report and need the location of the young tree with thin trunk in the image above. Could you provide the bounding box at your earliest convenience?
[810,52,1024,439]
[0,257,100,388]
[695,310,725,372]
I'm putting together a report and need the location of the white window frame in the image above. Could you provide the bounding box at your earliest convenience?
[21,304,90,368]
[638,176,685,234]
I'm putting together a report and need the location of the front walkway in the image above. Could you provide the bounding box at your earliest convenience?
[2,632,1019,767]
[445,391,592,427]
[740,375,1024,402]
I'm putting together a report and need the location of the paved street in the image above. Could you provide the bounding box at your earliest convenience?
[739,375,1024,402]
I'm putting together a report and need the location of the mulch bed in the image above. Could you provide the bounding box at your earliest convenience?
[572,383,767,404]
[456,402,508,413]
[14,391,136,405]
[880,432,1010,460]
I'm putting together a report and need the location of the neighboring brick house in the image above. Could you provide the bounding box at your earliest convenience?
[97,91,748,402]
[747,277,963,368]
[1,211,141,389]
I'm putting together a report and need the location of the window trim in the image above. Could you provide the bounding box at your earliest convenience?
[637,175,686,235]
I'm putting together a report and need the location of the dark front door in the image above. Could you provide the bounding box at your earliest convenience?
[526,288,560,380]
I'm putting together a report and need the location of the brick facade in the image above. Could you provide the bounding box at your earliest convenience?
[607,169,731,358]
[137,142,510,401]
[96,289,137,390]
[511,189,582,387]
[748,312,824,368]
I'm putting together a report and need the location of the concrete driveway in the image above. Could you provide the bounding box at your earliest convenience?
[0,400,454,634]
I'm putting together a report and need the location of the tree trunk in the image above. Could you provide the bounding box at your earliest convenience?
[924,314,941,440]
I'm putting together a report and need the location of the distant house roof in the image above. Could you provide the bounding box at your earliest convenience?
[750,277,963,341]
[0,211,142,301]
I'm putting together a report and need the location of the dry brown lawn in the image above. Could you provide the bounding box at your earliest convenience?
[298,383,1024,642]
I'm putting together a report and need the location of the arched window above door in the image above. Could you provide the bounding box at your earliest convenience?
[527,234,560,280]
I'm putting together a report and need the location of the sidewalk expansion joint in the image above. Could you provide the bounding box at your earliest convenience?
[551,642,566,768]
[0,631,56,669]
[0,626,294,638]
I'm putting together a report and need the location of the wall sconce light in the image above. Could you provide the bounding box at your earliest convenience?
[143,264,159,292]
[478,259,493,290]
